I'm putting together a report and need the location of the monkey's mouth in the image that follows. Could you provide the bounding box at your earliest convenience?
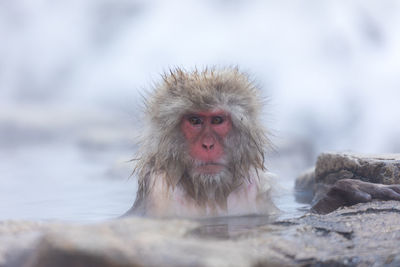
[193,162,226,174]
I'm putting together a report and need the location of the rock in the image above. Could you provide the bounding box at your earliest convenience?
[1,201,400,266]
[315,152,400,185]
[284,200,400,266]
[294,152,400,204]
[16,218,290,267]
[0,221,52,267]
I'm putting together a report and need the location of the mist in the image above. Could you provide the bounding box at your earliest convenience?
[1,0,399,221]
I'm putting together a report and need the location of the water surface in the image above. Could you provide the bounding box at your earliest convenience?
[0,141,305,223]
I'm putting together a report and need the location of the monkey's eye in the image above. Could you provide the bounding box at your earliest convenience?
[188,116,202,125]
[211,116,224,124]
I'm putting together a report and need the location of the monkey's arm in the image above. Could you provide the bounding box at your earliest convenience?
[311,179,400,214]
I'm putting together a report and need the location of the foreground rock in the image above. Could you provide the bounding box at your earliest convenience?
[295,152,400,203]
[1,200,400,267]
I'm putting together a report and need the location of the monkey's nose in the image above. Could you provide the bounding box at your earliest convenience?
[201,134,216,151]
[202,143,214,150]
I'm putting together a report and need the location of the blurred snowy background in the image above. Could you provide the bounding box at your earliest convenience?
[1,0,399,221]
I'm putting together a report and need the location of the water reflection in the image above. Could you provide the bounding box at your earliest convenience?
[188,215,282,240]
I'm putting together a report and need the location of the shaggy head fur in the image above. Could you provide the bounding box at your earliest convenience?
[133,67,270,209]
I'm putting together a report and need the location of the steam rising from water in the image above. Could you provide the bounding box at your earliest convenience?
[0,0,399,221]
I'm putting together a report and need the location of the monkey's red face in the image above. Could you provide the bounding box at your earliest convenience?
[181,110,232,174]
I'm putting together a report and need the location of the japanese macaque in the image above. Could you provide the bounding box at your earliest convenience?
[126,67,276,217]
[125,67,400,218]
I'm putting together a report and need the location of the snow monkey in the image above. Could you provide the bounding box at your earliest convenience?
[125,67,400,217]
[126,67,276,217]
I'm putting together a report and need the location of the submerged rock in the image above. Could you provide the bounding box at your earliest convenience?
[294,167,315,204]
